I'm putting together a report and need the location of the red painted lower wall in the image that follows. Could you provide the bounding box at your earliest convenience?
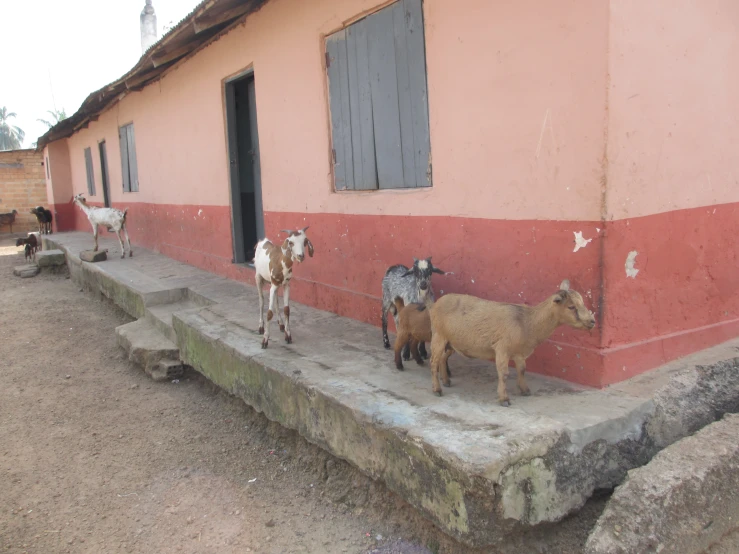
[53,200,739,388]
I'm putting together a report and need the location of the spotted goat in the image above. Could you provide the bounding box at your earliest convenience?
[254,227,314,349]
[381,257,446,360]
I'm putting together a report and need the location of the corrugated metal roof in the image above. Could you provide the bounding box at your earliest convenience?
[37,0,268,150]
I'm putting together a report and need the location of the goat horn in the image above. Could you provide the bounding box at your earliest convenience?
[302,226,309,232]
[280,229,293,234]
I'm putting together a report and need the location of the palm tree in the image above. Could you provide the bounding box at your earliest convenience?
[37,108,67,129]
[0,107,25,151]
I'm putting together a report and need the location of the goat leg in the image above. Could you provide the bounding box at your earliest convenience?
[513,355,531,396]
[115,230,126,259]
[282,284,292,344]
[394,330,410,371]
[263,284,279,349]
[410,340,424,366]
[275,289,285,332]
[495,353,511,407]
[429,335,445,396]
[92,225,99,251]
[381,306,391,349]
[419,341,429,360]
[123,224,133,257]
[256,275,265,335]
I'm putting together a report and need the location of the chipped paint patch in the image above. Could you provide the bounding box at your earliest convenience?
[625,251,639,278]
[573,231,592,253]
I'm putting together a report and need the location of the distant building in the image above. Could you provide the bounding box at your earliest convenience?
[37,0,739,388]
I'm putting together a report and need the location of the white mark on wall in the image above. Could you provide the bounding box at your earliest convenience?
[625,251,639,278]
[596,227,601,233]
[573,231,592,252]
[197,209,203,217]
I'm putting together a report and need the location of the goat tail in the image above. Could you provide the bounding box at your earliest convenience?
[393,296,405,314]
[122,208,129,224]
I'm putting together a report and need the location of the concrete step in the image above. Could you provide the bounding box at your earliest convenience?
[115,319,184,382]
[144,300,202,343]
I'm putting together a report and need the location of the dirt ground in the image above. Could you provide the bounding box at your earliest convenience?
[0,236,735,554]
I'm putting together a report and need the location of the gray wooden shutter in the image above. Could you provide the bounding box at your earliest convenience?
[126,124,139,192]
[119,125,130,192]
[325,0,430,191]
[84,147,96,196]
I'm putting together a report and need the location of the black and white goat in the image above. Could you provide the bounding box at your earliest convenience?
[381,257,446,360]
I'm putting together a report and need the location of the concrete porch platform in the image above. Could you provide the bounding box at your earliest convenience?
[42,232,739,548]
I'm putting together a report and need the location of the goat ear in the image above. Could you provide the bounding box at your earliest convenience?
[280,229,293,234]
[553,291,568,304]
[305,238,314,257]
[413,257,419,264]
[432,267,446,275]
[559,279,570,291]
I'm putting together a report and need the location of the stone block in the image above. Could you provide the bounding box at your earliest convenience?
[80,249,108,263]
[585,413,739,554]
[36,249,66,267]
[13,264,39,278]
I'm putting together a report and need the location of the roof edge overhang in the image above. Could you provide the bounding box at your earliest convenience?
[37,0,267,151]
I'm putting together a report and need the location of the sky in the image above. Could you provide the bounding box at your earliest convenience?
[2,0,200,148]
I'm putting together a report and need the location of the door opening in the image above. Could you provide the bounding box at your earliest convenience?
[98,140,111,208]
[226,73,264,264]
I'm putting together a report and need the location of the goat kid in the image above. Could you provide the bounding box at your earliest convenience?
[254,227,314,349]
[16,234,39,261]
[382,257,445,360]
[429,280,596,406]
[392,297,452,377]
[71,193,132,258]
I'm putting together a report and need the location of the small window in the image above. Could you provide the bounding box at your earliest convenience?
[325,0,431,191]
[84,147,96,196]
[119,123,139,192]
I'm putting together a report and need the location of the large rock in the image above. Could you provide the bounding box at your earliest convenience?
[13,264,40,278]
[585,413,739,554]
[115,319,183,382]
[36,249,66,267]
[80,249,107,263]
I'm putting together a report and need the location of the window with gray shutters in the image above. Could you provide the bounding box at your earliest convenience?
[119,123,139,192]
[84,147,96,196]
[326,0,431,191]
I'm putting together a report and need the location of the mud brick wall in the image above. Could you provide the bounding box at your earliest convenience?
[0,149,48,233]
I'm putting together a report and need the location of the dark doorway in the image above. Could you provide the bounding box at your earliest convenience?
[98,140,111,207]
[226,73,264,264]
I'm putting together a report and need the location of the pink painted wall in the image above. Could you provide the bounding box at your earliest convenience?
[60,0,608,223]
[606,0,739,219]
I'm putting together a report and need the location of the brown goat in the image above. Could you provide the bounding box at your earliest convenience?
[393,297,452,376]
[429,280,596,406]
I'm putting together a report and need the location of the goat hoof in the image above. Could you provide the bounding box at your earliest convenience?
[129,251,133,257]
[443,380,451,388]
[258,326,264,334]
[434,390,443,397]
[499,399,511,407]
[383,342,391,350]
[520,389,531,397]
[279,324,285,331]
[415,360,424,366]
[261,339,269,349]
[285,335,292,344]
[402,354,411,361]
[395,363,404,371]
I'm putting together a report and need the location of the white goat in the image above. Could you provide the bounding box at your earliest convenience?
[253,227,314,348]
[72,193,133,258]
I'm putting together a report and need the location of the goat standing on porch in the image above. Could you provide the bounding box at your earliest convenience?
[71,193,133,258]
[253,227,314,349]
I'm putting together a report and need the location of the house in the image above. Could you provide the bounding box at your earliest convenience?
[37,0,739,387]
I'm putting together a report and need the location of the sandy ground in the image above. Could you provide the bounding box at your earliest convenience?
[0,235,736,554]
